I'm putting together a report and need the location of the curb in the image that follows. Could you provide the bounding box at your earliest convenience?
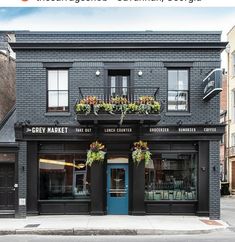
[0,227,228,236]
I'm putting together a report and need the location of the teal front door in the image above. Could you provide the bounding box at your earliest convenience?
[107,164,128,215]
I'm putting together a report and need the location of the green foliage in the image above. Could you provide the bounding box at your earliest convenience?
[86,141,106,166]
[150,101,161,113]
[138,104,152,114]
[86,150,106,166]
[132,150,152,166]
[132,140,152,166]
[100,103,114,114]
[127,103,139,112]
[76,103,91,115]
[76,96,161,123]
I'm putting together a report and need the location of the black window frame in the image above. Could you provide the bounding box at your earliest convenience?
[46,69,69,113]
[167,68,190,112]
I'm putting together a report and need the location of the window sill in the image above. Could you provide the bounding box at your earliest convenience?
[165,112,191,117]
[44,112,71,117]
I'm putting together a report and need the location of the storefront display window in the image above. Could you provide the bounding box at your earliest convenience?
[145,153,197,201]
[39,154,90,200]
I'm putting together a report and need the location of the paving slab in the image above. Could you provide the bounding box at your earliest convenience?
[0,215,229,236]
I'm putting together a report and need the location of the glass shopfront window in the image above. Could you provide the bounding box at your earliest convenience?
[145,153,197,201]
[39,154,90,200]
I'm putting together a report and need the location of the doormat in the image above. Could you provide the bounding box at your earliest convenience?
[24,224,40,228]
[200,220,223,226]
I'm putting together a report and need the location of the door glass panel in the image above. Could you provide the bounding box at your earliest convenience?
[122,76,128,96]
[110,76,116,97]
[110,168,125,197]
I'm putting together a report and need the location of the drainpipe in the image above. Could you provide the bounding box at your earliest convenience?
[226,44,231,190]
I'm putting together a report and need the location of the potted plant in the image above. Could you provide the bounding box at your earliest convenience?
[132,140,152,165]
[86,141,106,166]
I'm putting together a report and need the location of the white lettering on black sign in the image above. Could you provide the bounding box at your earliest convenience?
[75,128,92,133]
[104,128,132,133]
[204,128,217,132]
[27,127,68,134]
[178,128,196,132]
[149,128,169,133]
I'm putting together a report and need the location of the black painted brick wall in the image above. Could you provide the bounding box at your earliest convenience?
[14,31,222,218]
[209,141,220,220]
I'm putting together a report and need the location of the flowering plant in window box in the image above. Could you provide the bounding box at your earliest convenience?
[75,95,161,124]
[132,140,152,165]
[86,141,106,166]
[138,96,161,114]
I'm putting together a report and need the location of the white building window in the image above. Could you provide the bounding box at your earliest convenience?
[47,70,69,112]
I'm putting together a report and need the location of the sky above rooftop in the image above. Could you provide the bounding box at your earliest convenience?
[0,7,234,67]
[0,8,234,39]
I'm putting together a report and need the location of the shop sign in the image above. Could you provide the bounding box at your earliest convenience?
[25,126,93,134]
[23,125,221,137]
[202,68,222,101]
[147,126,218,134]
[103,128,133,133]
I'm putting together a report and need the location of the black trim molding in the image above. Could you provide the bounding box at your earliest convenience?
[43,62,73,68]
[10,42,228,52]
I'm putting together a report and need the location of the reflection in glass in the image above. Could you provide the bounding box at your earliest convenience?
[111,76,116,97]
[145,153,197,201]
[47,70,69,112]
[39,154,90,200]
[168,69,189,111]
[0,153,15,162]
[122,77,128,96]
[110,168,125,197]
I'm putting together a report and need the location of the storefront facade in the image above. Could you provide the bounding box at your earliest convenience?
[6,31,227,219]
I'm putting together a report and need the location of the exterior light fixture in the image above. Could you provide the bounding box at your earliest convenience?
[138,70,143,77]
[96,70,100,76]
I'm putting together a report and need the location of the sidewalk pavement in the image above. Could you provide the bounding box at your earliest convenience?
[0,215,229,236]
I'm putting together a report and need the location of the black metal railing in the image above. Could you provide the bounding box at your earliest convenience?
[76,86,162,105]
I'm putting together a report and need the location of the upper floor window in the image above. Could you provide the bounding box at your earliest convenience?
[168,69,189,112]
[47,70,69,112]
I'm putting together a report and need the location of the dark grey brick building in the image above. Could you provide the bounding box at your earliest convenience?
[0,31,226,219]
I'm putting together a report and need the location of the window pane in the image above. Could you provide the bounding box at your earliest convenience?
[58,91,68,108]
[145,153,197,201]
[48,70,58,90]
[122,76,128,96]
[110,76,116,96]
[168,70,178,90]
[39,154,90,200]
[168,91,178,111]
[177,91,188,111]
[178,70,188,90]
[110,168,125,197]
[48,91,58,107]
[58,70,68,90]
[0,153,15,162]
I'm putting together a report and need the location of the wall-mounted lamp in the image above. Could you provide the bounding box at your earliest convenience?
[96,70,100,76]
[138,70,143,77]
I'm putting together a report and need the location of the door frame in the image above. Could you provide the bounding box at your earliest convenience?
[0,146,18,216]
[106,163,129,215]
[104,63,134,96]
